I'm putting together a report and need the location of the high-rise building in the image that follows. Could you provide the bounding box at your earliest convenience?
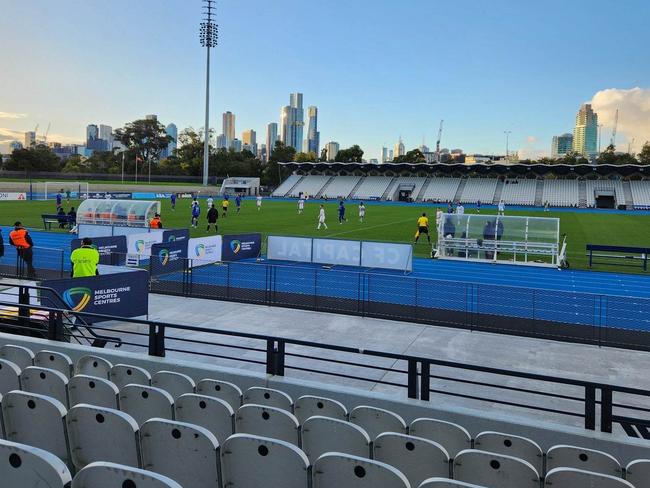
[216,134,228,149]
[24,131,36,148]
[325,141,340,161]
[280,93,304,151]
[394,137,405,158]
[99,124,113,151]
[552,133,574,158]
[306,106,320,155]
[10,140,23,151]
[222,111,235,142]
[242,129,256,146]
[388,149,394,161]
[161,123,178,159]
[419,144,430,154]
[266,122,278,158]
[231,138,242,152]
[381,147,389,163]
[145,114,158,121]
[572,104,598,158]
[85,124,99,151]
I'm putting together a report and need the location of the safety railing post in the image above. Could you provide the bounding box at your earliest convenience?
[584,385,596,430]
[420,361,431,401]
[600,386,613,433]
[407,359,418,399]
[148,323,166,357]
[266,339,276,375]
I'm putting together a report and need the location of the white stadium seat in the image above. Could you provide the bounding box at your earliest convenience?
[0,358,21,395]
[76,355,113,379]
[409,418,472,459]
[68,374,120,409]
[288,175,331,198]
[196,378,243,411]
[1,390,70,468]
[545,467,634,487]
[625,459,650,487]
[546,444,622,477]
[302,415,371,462]
[244,386,294,411]
[0,344,34,370]
[72,461,183,488]
[352,177,395,200]
[0,438,72,487]
[453,449,540,488]
[174,393,234,443]
[313,452,410,488]
[141,418,221,488]
[295,394,348,424]
[35,350,74,378]
[66,404,141,470]
[221,434,310,488]
[422,178,462,203]
[151,370,195,400]
[474,431,543,474]
[272,174,302,197]
[20,366,69,406]
[236,404,301,446]
[110,364,152,389]
[459,179,498,204]
[349,405,407,439]
[119,384,174,426]
[374,432,450,487]
[418,479,488,488]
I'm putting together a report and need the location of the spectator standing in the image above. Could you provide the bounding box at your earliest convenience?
[9,222,36,277]
[70,238,100,278]
[149,213,163,229]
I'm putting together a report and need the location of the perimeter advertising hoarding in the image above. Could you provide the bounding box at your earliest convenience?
[126,231,164,257]
[312,238,362,267]
[221,234,262,262]
[0,192,27,201]
[162,229,190,243]
[361,241,413,271]
[150,240,188,276]
[71,236,127,266]
[188,236,223,268]
[267,236,312,263]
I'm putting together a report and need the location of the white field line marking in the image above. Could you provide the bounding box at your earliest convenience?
[324,217,416,238]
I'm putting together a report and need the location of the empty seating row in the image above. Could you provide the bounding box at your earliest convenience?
[389,177,428,200]
[630,181,650,207]
[272,174,302,196]
[320,175,362,199]
[422,178,461,203]
[585,180,626,207]
[542,180,580,207]
[500,179,537,205]
[351,176,394,199]
[288,175,331,198]
[458,179,498,204]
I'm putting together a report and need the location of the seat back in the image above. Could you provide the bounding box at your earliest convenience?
[454,449,540,488]
[302,415,371,462]
[474,431,543,474]
[545,467,634,487]
[196,378,242,411]
[546,444,622,477]
[625,459,650,487]
[35,350,73,378]
[418,479,488,487]
[141,418,220,488]
[313,452,410,488]
[0,344,34,370]
[409,418,472,459]
[0,358,21,395]
[72,461,182,488]
[244,386,294,411]
[20,366,69,406]
[119,384,174,426]
[1,390,70,468]
[68,374,119,409]
[110,364,151,389]
[76,355,112,379]
[349,405,407,439]
[175,393,234,443]
[236,404,301,446]
[374,433,450,487]
[66,404,140,470]
[221,434,310,488]
[0,438,71,487]
[151,371,195,400]
[295,395,348,424]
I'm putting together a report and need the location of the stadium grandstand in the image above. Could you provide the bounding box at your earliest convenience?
[273,162,650,209]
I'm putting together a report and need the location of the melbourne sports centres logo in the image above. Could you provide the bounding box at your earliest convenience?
[168,235,176,242]
[158,249,170,265]
[134,239,145,253]
[230,240,242,254]
[195,244,206,258]
[63,287,92,312]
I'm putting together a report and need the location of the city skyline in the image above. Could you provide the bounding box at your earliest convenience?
[1,1,649,160]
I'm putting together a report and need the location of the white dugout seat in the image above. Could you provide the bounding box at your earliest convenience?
[313,452,410,488]
[236,404,301,445]
[151,370,195,400]
[474,430,543,474]
[72,461,182,488]
[453,449,540,488]
[0,344,34,370]
[302,415,371,462]
[76,355,113,379]
[625,459,650,487]
[35,349,74,378]
[545,467,634,487]
[0,438,72,487]
[21,365,69,407]
[0,358,20,395]
[418,480,488,488]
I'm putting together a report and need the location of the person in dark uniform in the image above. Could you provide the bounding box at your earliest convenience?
[9,222,36,277]
[483,220,496,259]
[206,204,219,232]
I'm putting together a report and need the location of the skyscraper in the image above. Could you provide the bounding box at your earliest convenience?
[216,134,228,149]
[572,104,598,158]
[280,93,304,151]
[266,122,278,158]
[222,111,236,143]
[163,123,178,158]
[394,137,405,158]
[242,129,257,154]
[99,124,113,151]
[552,133,574,158]
[325,141,340,161]
[24,131,36,148]
[145,114,158,121]
[306,106,320,155]
[381,147,389,163]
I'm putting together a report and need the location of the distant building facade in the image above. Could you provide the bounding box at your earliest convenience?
[223,111,236,142]
[306,106,320,155]
[394,138,405,158]
[552,133,574,158]
[280,93,304,151]
[266,122,278,160]
[572,104,598,158]
[325,141,340,161]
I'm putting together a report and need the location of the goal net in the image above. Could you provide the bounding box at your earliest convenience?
[43,182,90,200]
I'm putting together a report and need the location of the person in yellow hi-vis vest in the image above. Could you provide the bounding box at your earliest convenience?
[414,212,431,244]
[70,238,100,278]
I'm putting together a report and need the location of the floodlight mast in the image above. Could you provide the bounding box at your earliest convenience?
[199,0,218,186]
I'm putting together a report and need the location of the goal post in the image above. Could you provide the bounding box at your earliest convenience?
[43,181,90,200]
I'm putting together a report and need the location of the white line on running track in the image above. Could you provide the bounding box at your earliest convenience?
[325,218,417,238]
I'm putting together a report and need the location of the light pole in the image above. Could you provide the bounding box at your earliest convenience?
[199,0,218,186]
[504,131,511,161]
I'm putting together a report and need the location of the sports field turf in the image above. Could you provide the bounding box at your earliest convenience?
[1,198,650,271]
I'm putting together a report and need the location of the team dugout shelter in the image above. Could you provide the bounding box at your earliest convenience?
[76,199,161,228]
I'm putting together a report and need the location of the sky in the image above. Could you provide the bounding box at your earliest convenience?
[1,0,649,160]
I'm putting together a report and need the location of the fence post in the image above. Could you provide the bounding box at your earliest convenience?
[148,323,166,357]
[266,340,276,375]
[420,361,430,401]
[407,359,418,399]
[600,386,613,433]
[47,311,64,342]
[584,385,596,430]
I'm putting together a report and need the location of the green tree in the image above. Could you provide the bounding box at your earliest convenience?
[61,154,88,173]
[113,118,173,166]
[336,145,364,163]
[294,151,318,162]
[5,145,63,172]
[393,148,425,164]
[638,142,650,165]
[263,141,295,186]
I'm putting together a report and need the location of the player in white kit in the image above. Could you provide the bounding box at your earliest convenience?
[358,202,366,223]
[298,198,305,214]
[317,204,328,229]
[256,195,262,211]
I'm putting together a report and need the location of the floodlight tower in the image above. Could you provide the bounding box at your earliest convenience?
[199,0,218,186]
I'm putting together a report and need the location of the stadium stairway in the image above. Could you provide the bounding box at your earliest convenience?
[623,181,635,207]
[315,176,335,199]
[382,177,399,200]
[453,179,467,202]
[535,180,545,206]
[416,178,432,202]
[492,180,505,204]
[348,177,366,200]
[579,180,588,208]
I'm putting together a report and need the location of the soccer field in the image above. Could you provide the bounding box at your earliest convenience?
[1,198,650,271]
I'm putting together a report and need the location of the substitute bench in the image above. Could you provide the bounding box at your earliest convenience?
[586,244,649,271]
[41,214,73,230]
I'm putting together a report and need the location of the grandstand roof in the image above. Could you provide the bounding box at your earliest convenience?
[279,161,650,178]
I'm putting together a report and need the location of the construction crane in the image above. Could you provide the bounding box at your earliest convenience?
[43,122,51,144]
[610,109,618,148]
[435,120,444,162]
[628,138,636,155]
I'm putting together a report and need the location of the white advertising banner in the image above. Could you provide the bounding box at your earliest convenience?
[188,236,223,268]
[78,224,114,238]
[126,231,163,256]
[361,241,413,271]
[267,236,312,263]
[0,192,26,201]
[312,238,361,266]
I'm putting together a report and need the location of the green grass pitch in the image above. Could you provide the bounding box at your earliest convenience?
[1,198,650,272]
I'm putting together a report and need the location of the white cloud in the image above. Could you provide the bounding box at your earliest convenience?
[591,87,650,152]
[517,135,547,160]
[0,127,24,142]
[526,135,537,144]
[0,112,27,119]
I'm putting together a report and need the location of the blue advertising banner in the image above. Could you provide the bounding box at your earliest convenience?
[150,240,188,276]
[132,192,173,199]
[42,269,149,321]
[71,236,127,266]
[162,228,190,243]
[87,192,133,199]
[222,233,262,262]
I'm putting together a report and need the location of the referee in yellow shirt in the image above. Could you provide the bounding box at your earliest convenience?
[414,212,431,244]
[70,238,100,278]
